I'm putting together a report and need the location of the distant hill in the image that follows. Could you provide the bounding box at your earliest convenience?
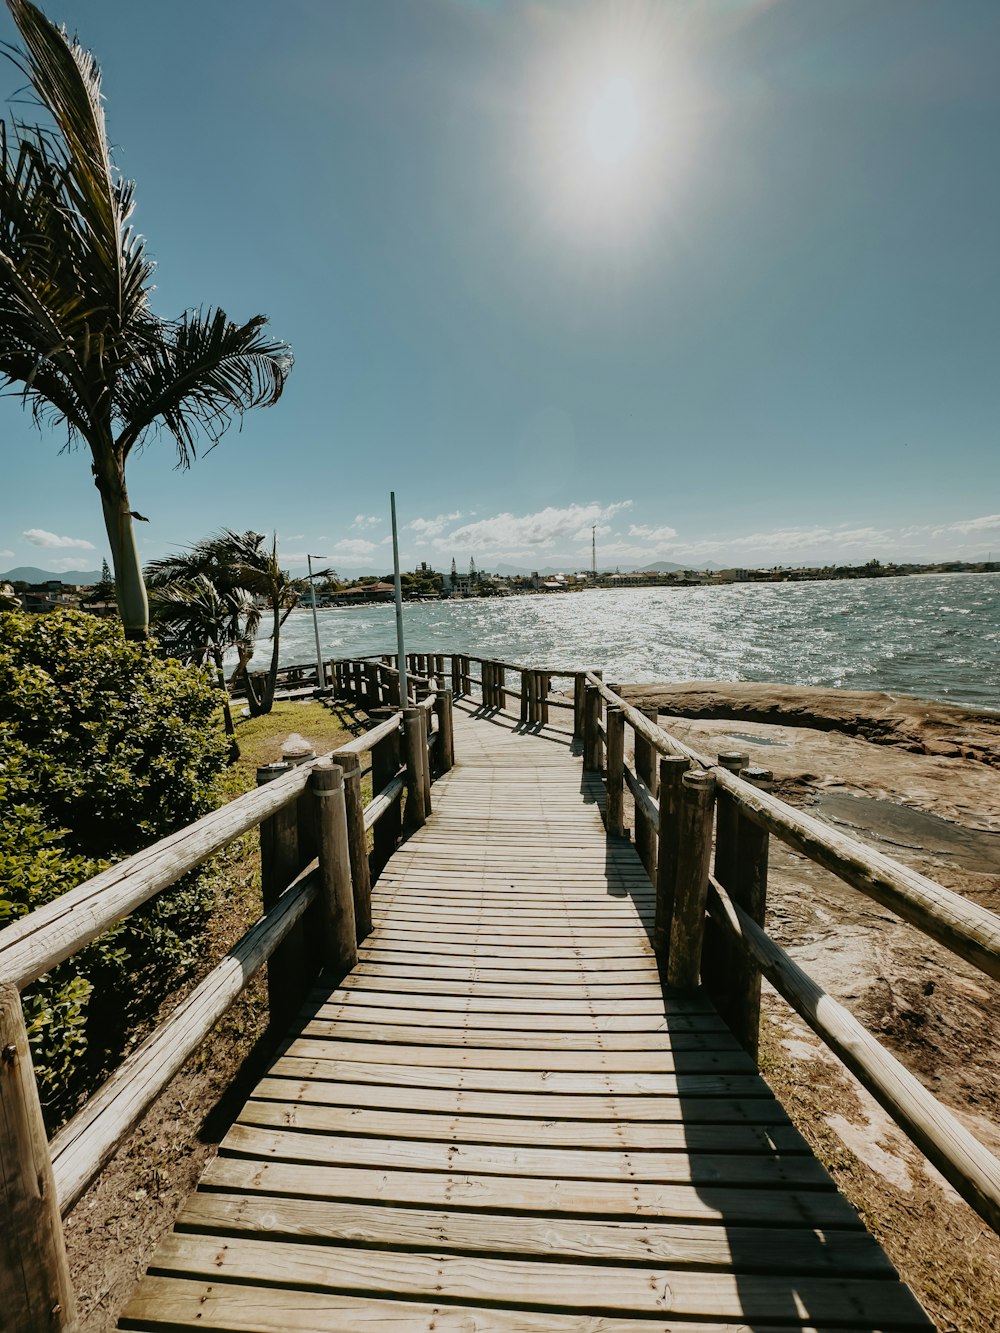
[636,560,722,573]
[2,566,102,584]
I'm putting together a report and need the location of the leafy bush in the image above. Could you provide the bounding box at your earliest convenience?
[0,609,228,1125]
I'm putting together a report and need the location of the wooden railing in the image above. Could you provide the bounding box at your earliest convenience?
[0,689,453,1330]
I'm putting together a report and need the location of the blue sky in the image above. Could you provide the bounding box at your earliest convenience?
[1,0,998,575]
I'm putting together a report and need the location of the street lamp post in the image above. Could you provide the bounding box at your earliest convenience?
[307,553,327,692]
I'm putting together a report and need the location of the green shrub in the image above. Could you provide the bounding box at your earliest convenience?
[0,609,228,1126]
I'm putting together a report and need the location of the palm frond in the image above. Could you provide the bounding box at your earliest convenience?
[115,308,292,462]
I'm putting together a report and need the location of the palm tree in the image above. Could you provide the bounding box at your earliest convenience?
[148,529,309,717]
[147,567,261,751]
[0,1,292,638]
[214,530,308,717]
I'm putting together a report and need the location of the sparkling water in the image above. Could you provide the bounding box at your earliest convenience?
[254,572,999,711]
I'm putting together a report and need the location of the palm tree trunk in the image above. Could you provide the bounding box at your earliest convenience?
[95,461,149,640]
[262,600,281,714]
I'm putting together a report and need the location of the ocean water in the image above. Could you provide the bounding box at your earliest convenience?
[254,572,999,712]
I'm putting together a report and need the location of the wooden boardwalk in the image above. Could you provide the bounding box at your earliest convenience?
[119,703,930,1330]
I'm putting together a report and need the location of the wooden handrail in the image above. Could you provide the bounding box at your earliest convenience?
[585,672,1000,982]
[706,874,1000,1233]
[50,869,319,1215]
[0,712,405,992]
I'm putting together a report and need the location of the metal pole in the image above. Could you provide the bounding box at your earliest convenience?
[391,491,408,704]
[307,554,325,690]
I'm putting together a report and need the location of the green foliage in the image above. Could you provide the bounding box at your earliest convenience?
[0,609,228,1124]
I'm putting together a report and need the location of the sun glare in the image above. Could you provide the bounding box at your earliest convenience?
[520,5,698,253]
[585,75,641,168]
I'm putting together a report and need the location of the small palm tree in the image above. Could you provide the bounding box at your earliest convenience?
[148,570,261,751]
[148,529,310,717]
[0,1,292,638]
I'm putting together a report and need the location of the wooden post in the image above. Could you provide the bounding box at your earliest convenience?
[667,770,717,992]
[435,688,455,772]
[519,669,528,726]
[365,661,379,709]
[496,664,505,712]
[370,713,402,877]
[434,654,445,689]
[540,672,550,726]
[0,985,77,1333]
[330,752,372,942]
[724,766,773,1061]
[605,706,625,836]
[573,674,586,740]
[310,763,357,976]
[451,654,462,697]
[420,705,434,814]
[583,683,600,771]
[403,707,427,829]
[634,707,659,880]
[703,751,749,1001]
[654,755,691,962]
[257,763,307,1023]
[462,655,471,696]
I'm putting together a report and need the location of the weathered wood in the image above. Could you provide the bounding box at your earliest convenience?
[583,682,600,771]
[667,769,717,991]
[362,775,405,832]
[622,765,658,833]
[436,687,455,772]
[419,704,434,813]
[49,877,316,1216]
[368,715,402,876]
[586,673,1000,982]
[0,758,309,991]
[702,751,748,1009]
[540,671,551,725]
[634,706,659,881]
[257,763,307,1023]
[328,752,372,941]
[402,706,427,829]
[0,984,76,1332]
[310,763,357,975]
[722,766,772,1060]
[706,875,1000,1236]
[654,754,690,961]
[604,706,625,836]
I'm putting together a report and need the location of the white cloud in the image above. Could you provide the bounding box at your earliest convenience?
[333,538,378,558]
[0,549,14,559]
[408,511,464,540]
[352,514,381,529]
[627,524,678,542]
[932,514,1000,537]
[22,528,96,551]
[49,555,99,572]
[436,502,633,557]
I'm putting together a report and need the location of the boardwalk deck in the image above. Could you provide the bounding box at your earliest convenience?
[119,704,931,1330]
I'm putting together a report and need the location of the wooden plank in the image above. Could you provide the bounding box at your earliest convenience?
[282,1037,757,1073]
[177,1193,891,1274]
[143,1233,929,1325]
[268,1056,775,1098]
[121,1275,895,1332]
[201,1156,862,1227]
[221,1125,833,1187]
[251,1076,797,1123]
[237,1099,811,1152]
[299,1017,743,1052]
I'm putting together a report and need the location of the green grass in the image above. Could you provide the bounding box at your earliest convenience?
[222,698,369,800]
